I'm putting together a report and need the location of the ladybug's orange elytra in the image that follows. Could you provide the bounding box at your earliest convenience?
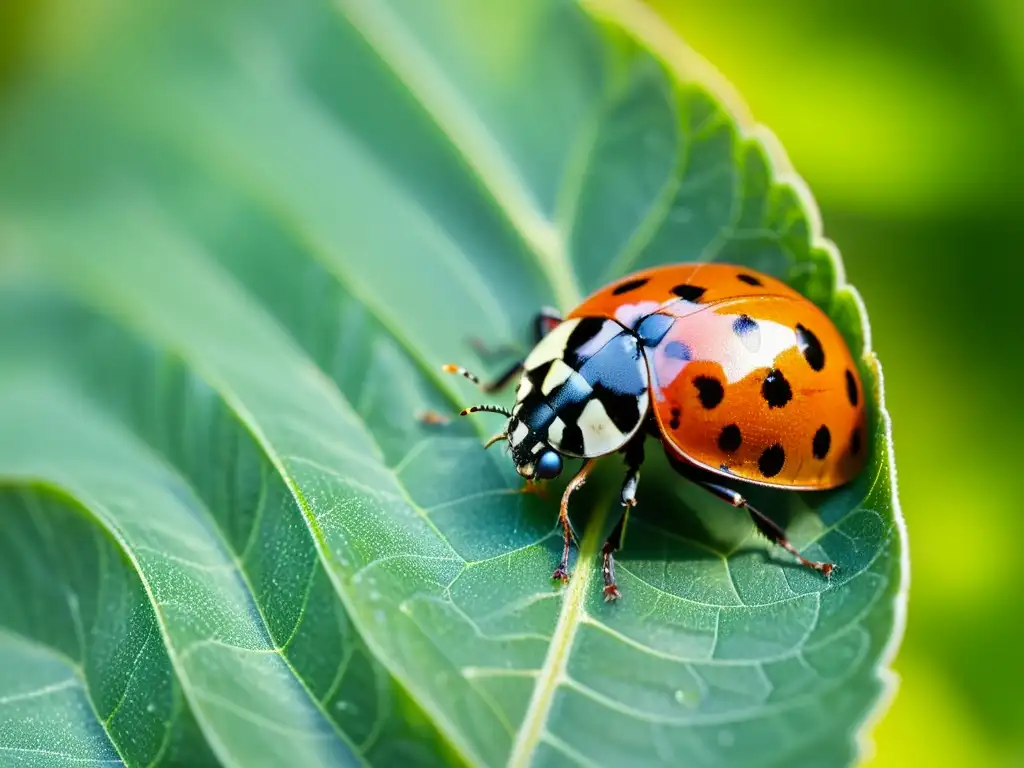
[443,263,866,600]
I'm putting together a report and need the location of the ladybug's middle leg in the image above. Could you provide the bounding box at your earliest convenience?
[697,480,834,576]
[456,307,564,392]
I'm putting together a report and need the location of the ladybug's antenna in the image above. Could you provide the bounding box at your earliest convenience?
[443,364,515,418]
[442,364,480,385]
[460,404,513,418]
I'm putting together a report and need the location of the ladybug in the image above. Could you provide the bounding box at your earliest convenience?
[443,264,867,600]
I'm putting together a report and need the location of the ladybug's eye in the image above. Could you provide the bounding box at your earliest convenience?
[535,450,563,480]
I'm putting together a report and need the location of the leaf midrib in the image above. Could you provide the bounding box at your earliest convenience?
[507,499,610,766]
[312,3,693,762]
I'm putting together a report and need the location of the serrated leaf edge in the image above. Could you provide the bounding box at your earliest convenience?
[579,1,909,762]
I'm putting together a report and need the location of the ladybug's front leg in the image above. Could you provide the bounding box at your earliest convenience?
[553,459,595,584]
[697,481,835,577]
[602,437,645,601]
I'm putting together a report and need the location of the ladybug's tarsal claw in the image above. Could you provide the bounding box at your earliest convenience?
[552,567,570,584]
[603,585,621,602]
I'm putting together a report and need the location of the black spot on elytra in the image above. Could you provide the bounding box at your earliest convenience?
[664,340,692,361]
[796,324,825,372]
[672,284,707,302]
[732,314,759,337]
[717,424,742,453]
[812,425,831,460]
[693,376,724,409]
[758,444,786,478]
[851,427,862,456]
[737,273,763,286]
[846,369,859,407]
[669,407,681,430]
[761,369,792,408]
[612,277,649,295]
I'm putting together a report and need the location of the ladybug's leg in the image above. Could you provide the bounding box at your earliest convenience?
[696,480,835,577]
[531,306,563,341]
[553,459,595,584]
[458,307,563,392]
[601,437,645,600]
[600,512,628,602]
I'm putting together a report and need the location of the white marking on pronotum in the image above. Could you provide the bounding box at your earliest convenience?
[541,359,575,395]
[510,420,529,446]
[523,318,579,371]
[516,374,533,400]
[547,417,566,448]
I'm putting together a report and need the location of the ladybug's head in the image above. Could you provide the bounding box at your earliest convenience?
[456,404,565,482]
[505,415,564,481]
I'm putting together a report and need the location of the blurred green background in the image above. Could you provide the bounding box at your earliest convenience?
[649,1,1024,766]
[1,0,1020,765]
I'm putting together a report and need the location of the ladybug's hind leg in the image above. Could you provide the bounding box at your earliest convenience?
[531,306,563,342]
[602,436,645,601]
[698,480,834,577]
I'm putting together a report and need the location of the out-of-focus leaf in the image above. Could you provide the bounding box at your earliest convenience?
[0,0,905,765]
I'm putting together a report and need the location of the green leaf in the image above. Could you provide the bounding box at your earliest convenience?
[0,0,906,766]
